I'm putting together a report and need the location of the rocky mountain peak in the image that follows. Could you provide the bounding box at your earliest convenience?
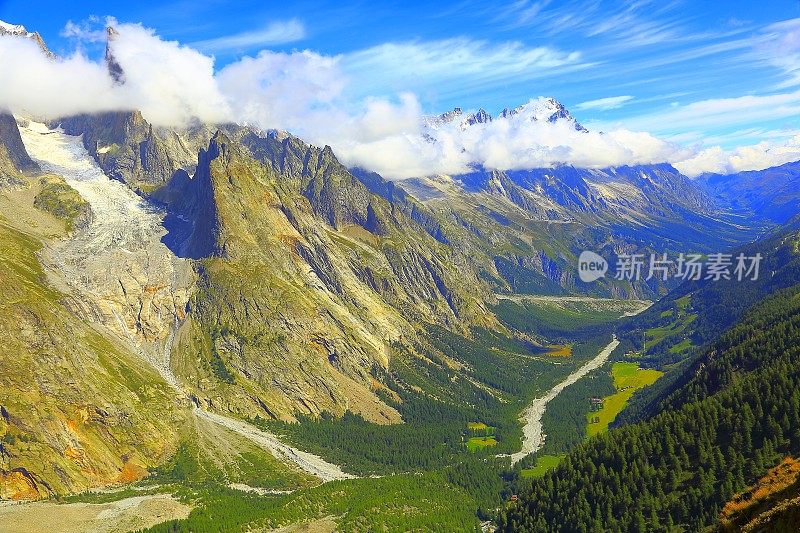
[465,108,492,126]
[499,97,587,131]
[207,130,242,165]
[0,19,54,58]
[424,107,464,128]
[425,97,585,133]
[0,21,26,34]
[105,26,125,83]
[425,107,494,130]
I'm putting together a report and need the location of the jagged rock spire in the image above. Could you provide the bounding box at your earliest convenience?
[105,26,125,84]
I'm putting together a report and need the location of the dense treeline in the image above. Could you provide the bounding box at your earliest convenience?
[139,423,492,531]
[619,229,800,369]
[264,326,596,474]
[499,284,800,531]
[616,230,800,426]
[493,299,619,341]
[257,326,616,518]
[140,474,483,533]
[260,410,470,474]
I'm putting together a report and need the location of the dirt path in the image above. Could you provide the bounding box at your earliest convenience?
[510,336,620,464]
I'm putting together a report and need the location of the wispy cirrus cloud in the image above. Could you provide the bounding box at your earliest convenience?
[489,0,686,45]
[192,19,305,52]
[754,18,800,88]
[597,90,800,135]
[341,38,587,101]
[575,95,633,110]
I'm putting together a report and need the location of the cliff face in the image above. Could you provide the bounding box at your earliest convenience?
[56,111,217,191]
[155,132,494,423]
[0,114,39,188]
[0,219,185,499]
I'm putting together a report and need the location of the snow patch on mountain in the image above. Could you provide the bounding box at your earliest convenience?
[425,97,585,134]
[0,20,29,35]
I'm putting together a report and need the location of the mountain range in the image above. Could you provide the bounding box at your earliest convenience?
[1,19,800,532]
[423,97,587,132]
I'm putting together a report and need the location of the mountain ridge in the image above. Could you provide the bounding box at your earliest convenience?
[425,96,586,132]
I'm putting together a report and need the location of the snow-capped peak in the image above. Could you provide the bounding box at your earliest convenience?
[424,107,493,130]
[425,97,586,134]
[0,20,29,36]
[499,97,587,131]
[0,20,55,58]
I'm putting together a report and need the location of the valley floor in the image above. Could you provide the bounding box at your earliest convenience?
[510,335,620,463]
[0,494,190,533]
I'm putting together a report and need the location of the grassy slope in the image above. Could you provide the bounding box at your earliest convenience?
[719,456,800,532]
[32,175,91,231]
[143,473,482,533]
[520,455,565,479]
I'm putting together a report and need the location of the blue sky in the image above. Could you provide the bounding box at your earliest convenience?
[1,0,799,155]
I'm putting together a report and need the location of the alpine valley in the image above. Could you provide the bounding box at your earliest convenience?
[1,12,800,533]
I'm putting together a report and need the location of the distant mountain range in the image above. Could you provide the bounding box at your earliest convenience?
[423,96,587,131]
[697,160,800,225]
[1,20,800,530]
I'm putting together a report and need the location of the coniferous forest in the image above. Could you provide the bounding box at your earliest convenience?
[501,252,800,531]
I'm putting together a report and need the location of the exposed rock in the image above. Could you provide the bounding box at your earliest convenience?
[55,111,221,191]
[0,21,54,58]
[155,131,494,422]
[0,113,39,188]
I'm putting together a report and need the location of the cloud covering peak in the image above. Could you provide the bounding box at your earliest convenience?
[0,18,797,180]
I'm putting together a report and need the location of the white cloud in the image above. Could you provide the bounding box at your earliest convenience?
[401,112,693,180]
[217,49,343,131]
[755,18,800,88]
[674,134,800,176]
[61,18,106,41]
[2,18,798,182]
[107,22,231,125]
[0,36,120,117]
[574,95,633,111]
[341,38,585,100]
[0,20,231,126]
[192,19,305,52]
[595,91,800,136]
